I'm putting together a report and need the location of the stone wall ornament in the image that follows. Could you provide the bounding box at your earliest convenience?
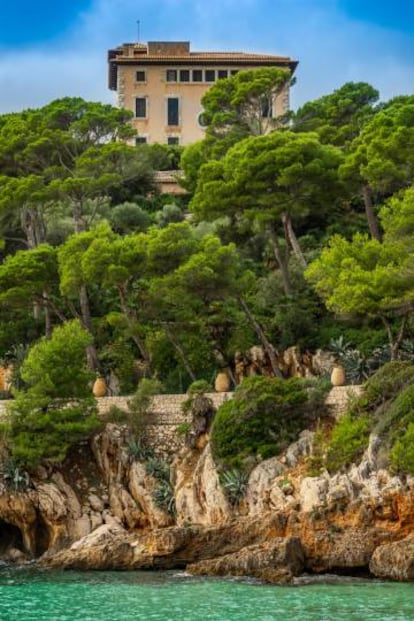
[93,376,107,398]
[331,364,346,387]
[214,371,230,393]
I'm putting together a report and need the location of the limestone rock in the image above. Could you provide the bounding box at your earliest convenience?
[246,458,286,515]
[91,424,129,485]
[0,493,37,556]
[173,444,231,526]
[42,513,287,571]
[187,537,304,583]
[304,527,382,573]
[370,535,414,581]
[88,494,104,513]
[285,430,315,467]
[299,477,329,513]
[128,462,172,528]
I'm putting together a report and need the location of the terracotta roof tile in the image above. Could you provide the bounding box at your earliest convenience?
[112,51,295,64]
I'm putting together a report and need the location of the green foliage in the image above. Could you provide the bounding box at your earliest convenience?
[103,404,129,424]
[292,82,379,147]
[186,379,212,395]
[7,320,99,469]
[325,362,414,473]
[127,437,153,462]
[325,412,371,472]
[19,320,94,399]
[3,457,30,491]
[220,468,249,505]
[137,143,183,171]
[154,203,184,228]
[340,95,414,195]
[211,376,325,470]
[145,456,170,481]
[360,361,414,412]
[373,382,414,456]
[176,422,192,436]
[109,202,152,234]
[201,67,292,142]
[390,423,414,474]
[9,395,99,469]
[152,478,175,516]
[127,378,164,434]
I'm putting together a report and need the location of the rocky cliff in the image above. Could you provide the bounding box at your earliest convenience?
[0,397,413,582]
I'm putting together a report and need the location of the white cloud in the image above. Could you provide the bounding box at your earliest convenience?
[0,0,412,114]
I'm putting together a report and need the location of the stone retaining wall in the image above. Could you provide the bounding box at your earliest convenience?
[0,386,362,458]
[98,393,232,458]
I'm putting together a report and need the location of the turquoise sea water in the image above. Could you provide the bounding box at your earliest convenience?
[0,569,413,621]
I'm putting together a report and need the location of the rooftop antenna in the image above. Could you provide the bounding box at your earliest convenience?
[136,20,140,43]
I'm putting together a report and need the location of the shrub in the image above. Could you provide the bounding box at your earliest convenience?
[325,412,371,473]
[325,361,414,474]
[390,423,414,474]
[7,321,99,469]
[359,361,414,413]
[181,379,216,448]
[103,405,129,424]
[210,376,326,471]
[127,378,164,434]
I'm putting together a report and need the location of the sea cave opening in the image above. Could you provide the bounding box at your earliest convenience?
[0,519,25,561]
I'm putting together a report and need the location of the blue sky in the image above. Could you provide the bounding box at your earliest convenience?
[0,0,413,113]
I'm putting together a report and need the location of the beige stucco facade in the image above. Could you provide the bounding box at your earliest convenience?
[108,41,298,146]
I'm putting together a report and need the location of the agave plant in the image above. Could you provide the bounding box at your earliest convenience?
[220,468,249,505]
[153,479,176,516]
[3,458,30,492]
[127,437,153,462]
[145,456,170,482]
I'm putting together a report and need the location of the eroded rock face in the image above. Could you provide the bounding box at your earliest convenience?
[2,413,414,582]
[42,513,288,571]
[370,535,414,581]
[173,442,231,526]
[187,537,304,583]
[0,493,37,556]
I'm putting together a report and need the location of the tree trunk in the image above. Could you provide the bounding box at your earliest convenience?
[73,201,84,234]
[239,297,284,379]
[268,226,292,296]
[282,212,307,268]
[42,291,52,337]
[117,286,152,371]
[79,284,99,371]
[362,185,382,242]
[381,315,407,361]
[163,324,197,382]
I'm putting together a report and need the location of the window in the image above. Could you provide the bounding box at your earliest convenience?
[197,110,208,128]
[135,70,146,82]
[261,97,273,118]
[192,69,202,82]
[135,136,147,145]
[166,69,177,82]
[180,70,190,82]
[167,97,179,126]
[135,97,147,118]
[205,70,215,82]
[167,136,179,145]
[218,70,228,79]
